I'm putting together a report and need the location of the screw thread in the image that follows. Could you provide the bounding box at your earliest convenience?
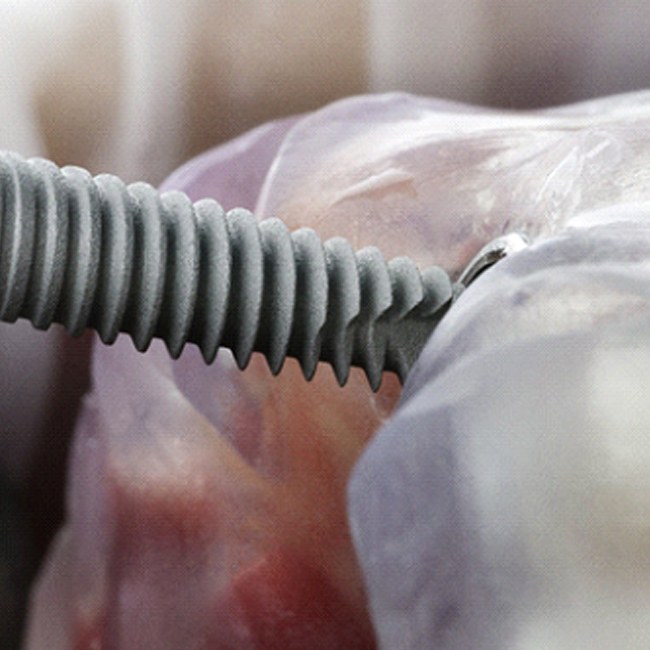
[0,152,454,389]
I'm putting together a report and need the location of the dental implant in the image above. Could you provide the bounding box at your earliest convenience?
[0,151,521,390]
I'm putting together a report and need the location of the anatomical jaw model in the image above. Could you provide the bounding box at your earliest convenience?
[15,90,650,648]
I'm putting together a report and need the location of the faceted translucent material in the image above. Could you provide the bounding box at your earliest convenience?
[257,91,650,277]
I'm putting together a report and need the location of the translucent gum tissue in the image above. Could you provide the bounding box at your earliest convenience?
[26,91,650,649]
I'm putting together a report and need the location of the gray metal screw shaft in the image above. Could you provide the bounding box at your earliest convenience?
[0,151,458,390]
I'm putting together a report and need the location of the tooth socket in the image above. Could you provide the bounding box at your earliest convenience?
[0,151,454,390]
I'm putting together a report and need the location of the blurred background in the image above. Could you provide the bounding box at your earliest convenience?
[1,0,650,646]
[3,0,650,185]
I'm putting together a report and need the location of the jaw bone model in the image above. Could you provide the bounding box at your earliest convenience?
[16,91,650,649]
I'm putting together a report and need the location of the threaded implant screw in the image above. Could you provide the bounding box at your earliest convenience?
[0,151,457,390]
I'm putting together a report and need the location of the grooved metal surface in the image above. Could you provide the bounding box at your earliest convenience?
[0,151,457,389]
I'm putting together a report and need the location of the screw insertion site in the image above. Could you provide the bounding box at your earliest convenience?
[0,151,525,390]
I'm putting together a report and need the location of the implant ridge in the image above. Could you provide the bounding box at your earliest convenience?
[0,151,461,390]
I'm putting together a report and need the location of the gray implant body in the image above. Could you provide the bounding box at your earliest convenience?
[0,151,465,390]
